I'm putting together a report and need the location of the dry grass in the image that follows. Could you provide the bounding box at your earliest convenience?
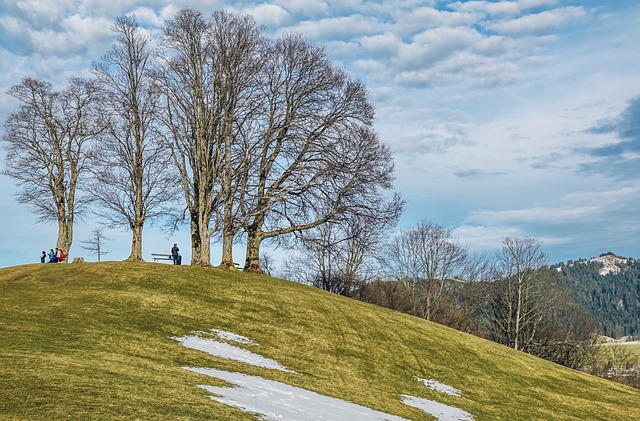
[1,262,639,420]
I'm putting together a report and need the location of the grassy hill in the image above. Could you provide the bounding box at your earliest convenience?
[1,262,639,420]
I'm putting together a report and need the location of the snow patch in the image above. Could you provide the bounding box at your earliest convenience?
[402,395,475,421]
[186,367,410,421]
[415,377,462,397]
[589,254,628,276]
[209,328,256,345]
[173,335,295,373]
[175,329,476,421]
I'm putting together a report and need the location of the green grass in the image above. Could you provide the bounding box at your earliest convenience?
[621,343,640,358]
[1,262,639,420]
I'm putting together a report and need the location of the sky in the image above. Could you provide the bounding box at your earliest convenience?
[0,0,639,268]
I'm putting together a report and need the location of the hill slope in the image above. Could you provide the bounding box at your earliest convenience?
[1,262,639,420]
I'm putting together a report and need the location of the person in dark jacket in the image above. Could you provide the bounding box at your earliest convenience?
[171,243,180,265]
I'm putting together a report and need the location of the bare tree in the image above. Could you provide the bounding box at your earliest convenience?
[284,223,351,295]
[488,236,552,351]
[239,36,401,272]
[284,207,400,295]
[90,16,178,261]
[381,220,470,320]
[156,9,222,266]
[240,34,384,273]
[80,227,111,262]
[259,251,276,277]
[3,77,103,254]
[207,10,266,269]
[527,298,598,369]
[358,279,415,314]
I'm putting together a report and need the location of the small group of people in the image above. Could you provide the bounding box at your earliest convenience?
[41,248,67,263]
[171,243,182,265]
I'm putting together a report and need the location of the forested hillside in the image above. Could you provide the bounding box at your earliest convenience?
[553,253,640,338]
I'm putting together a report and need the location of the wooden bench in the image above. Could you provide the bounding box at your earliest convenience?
[151,253,174,263]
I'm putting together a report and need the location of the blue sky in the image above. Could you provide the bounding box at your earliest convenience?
[1,0,639,268]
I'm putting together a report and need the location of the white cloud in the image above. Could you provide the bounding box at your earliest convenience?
[393,51,518,87]
[450,0,560,17]
[465,206,602,226]
[564,187,640,207]
[322,3,580,90]
[453,225,526,252]
[274,0,329,18]
[127,6,163,27]
[359,32,403,56]
[490,6,587,36]
[401,26,482,67]
[28,15,112,57]
[243,3,290,27]
[404,7,477,28]
[12,0,76,25]
[78,0,162,16]
[290,15,380,41]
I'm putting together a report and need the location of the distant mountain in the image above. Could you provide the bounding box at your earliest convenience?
[553,253,640,338]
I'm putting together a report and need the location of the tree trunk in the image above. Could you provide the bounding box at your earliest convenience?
[220,229,235,269]
[56,204,73,256]
[198,222,211,266]
[188,205,214,266]
[219,130,235,269]
[514,275,523,351]
[190,214,202,265]
[244,226,264,273]
[57,219,70,253]
[127,222,144,261]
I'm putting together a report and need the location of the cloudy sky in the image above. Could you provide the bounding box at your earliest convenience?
[1,0,639,268]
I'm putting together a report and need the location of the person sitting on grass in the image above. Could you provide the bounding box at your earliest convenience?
[48,249,58,263]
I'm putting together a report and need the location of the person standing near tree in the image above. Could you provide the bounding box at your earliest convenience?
[171,244,179,265]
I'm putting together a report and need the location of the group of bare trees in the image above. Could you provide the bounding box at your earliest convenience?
[380,221,479,320]
[285,218,604,372]
[2,9,402,272]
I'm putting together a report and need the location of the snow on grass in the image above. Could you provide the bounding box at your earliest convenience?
[186,367,410,421]
[173,334,295,373]
[402,395,475,421]
[209,328,256,345]
[176,328,476,420]
[415,377,462,397]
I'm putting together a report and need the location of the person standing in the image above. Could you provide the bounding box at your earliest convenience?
[40,251,46,263]
[171,243,180,265]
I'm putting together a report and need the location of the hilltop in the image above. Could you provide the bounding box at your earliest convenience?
[554,253,640,338]
[1,262,639,420]
[588,254,633,276]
